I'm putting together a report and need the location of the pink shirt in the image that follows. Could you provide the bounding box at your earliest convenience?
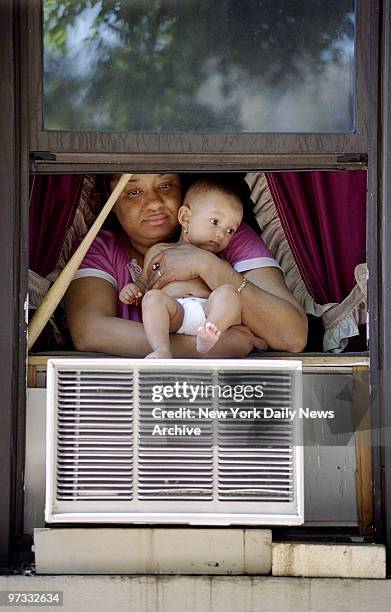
[73,223,279,321]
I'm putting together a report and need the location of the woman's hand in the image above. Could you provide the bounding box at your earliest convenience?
[203,325,268,358]
[225,326,268,354]
[147,244,212,289]
[170,324,268,359]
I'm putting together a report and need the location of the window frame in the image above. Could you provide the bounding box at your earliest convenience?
[3,0,390,573]
[28,0,370,164]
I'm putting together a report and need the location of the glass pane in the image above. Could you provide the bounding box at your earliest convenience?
[43,0,355,133]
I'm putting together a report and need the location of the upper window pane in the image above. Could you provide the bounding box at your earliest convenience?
[43,0,355,133]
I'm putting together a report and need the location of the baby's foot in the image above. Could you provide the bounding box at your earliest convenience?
[196,322,221,353]
[145,348,172,359]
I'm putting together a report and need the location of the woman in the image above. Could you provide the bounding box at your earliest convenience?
[65,173,307,357]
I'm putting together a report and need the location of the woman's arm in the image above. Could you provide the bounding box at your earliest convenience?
[237,267,307,352]
[65,277,151,356]
[147,244,307,352]
[65,276,257,357]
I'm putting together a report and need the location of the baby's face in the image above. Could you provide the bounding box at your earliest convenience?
[185,190,243,253]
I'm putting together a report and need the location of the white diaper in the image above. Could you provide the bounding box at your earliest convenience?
[176,297,207,335]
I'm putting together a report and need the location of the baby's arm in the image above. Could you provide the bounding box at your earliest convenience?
[119,282,143,305]
[118,244,167,305]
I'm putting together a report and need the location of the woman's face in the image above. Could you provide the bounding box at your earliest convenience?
[111,173,182,252]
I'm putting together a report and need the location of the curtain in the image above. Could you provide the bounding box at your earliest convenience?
[29,171,367,352]
[30,171,366,301]
[29,175,84,276]
[265,171,367,304]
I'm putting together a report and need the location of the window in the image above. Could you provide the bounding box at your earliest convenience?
[43,0,356,134]
[28,0,371,160]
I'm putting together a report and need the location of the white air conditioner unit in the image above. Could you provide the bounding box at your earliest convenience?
[46,358,303,525]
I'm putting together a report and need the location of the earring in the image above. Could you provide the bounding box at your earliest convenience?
[184,227,188,235]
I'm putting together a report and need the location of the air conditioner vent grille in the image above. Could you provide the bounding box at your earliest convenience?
[56,369,133,501]
[216,371,295,502]
[137,371,214,500]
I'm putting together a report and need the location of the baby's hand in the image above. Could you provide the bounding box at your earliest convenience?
[119,283,143,305]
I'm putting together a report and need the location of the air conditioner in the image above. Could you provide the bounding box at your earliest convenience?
[46,358,303,525]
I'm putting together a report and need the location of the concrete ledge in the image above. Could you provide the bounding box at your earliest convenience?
[34,528,272,575]
[272,543,386,578]
[1,576,391,612]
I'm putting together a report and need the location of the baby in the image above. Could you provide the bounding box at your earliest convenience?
[119,180,247,358]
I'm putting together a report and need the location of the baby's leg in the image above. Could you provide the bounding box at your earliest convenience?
[197,284,242,353]
[142,289,184,359]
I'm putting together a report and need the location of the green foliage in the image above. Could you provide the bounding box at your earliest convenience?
[43,0,355,131]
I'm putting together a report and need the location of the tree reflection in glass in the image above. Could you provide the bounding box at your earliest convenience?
[43,0,355,133]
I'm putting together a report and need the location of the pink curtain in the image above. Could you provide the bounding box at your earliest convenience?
[29,175,83,276]
[265,171,367,304]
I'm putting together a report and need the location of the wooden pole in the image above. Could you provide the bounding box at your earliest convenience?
[28,173,133,350]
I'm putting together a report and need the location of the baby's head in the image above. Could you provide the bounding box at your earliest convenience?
[178,180,243,253]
